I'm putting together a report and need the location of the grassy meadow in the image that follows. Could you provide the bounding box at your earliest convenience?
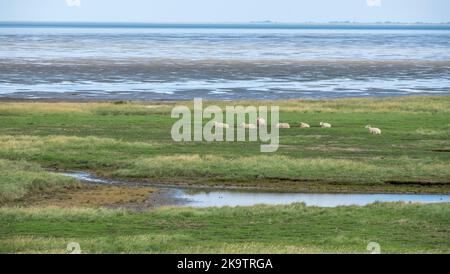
[0,96,449,253]
[1,203,449,254]
[0,96,449,193]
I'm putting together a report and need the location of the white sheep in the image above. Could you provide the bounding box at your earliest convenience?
[365,125,381,135]
[276,123,291,129]
[241,123,257,129]
[299,122,310,128]
[320,122,332,128]
[213,121,230,129]
[257,117,266,126]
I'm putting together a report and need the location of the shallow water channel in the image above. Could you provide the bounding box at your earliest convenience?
[62,172,450,208]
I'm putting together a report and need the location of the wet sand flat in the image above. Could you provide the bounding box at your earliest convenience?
[1,25,449,100]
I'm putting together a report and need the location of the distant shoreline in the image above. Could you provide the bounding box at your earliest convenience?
[0,94,449,103]
[1,21,450,30]
[2,93,450,103]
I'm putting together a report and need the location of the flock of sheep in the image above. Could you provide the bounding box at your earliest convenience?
[214,118,382,135]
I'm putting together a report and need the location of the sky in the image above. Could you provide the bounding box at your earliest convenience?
[0,0,449,23]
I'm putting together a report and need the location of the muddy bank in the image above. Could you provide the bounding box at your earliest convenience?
[6,183,161,210]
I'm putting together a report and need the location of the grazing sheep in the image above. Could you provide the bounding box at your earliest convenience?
[241,123,257,129]
[320,122,332,128]
[276,123,291,129]
[213,121,230,129]
[299,122,310,128]
[257,117,266,126]
[365,125,382,135]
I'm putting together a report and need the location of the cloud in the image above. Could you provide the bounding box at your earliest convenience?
[366,0,381,7]
[66,0,81,7]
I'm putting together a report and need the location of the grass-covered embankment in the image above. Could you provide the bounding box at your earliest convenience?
[0,159,155,208]
[0,96,449,193]
[0,159,78,204]
[0,202,449,254]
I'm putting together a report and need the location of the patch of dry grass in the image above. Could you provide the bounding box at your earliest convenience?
[0,206,125,220]
[0,102,99,114]
[0,101,174,115]
[14,184,155,208]
[1,96,449,115]
[200,96,450,114]
[0,135,156,155]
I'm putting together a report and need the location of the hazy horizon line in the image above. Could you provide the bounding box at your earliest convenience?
[1,20,450,25]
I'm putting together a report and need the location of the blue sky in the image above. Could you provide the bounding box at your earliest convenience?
[1,0,449,23]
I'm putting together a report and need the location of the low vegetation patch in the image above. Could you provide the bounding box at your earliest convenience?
[0,203,448,254]
[0,159,77,204]
[10,184,155,209]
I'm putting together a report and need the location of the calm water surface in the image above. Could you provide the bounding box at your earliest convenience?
[62,172,450,208]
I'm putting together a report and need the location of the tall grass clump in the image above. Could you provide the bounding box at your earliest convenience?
[114,155,381,182]
[0,159,77,204]
[114,155,450,184]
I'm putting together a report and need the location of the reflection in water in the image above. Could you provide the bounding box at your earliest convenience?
[177,190,450,207]
[61,172,450,208]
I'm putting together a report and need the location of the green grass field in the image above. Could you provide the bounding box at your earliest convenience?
[1,203,449,254]
[0,96,449,253]
[0,96,449,194]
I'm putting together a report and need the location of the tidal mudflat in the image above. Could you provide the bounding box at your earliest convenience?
[1,24,450,101]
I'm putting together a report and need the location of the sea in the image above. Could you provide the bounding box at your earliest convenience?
[0,22,449,100]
